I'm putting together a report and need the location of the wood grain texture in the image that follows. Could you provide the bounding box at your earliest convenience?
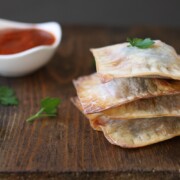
[0,26,179,179]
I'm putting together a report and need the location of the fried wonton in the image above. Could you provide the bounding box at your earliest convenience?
[73,73,180,114]
[71,97,180,148]
[71,94,180,124]
[91,40,180,82]
[99,117,180,148]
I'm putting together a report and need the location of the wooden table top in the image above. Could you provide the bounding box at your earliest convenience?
[0,26,179,180]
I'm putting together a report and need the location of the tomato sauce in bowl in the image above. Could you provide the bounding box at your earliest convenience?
[0,19,61,77]
[0,28,55,55]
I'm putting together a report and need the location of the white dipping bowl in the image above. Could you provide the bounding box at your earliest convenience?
[0,19,62,77]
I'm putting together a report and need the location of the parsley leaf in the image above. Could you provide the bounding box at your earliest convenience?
[127,37,155,49]
[0,86,18,105]
[41,97,60,114]
[26,97,61,123]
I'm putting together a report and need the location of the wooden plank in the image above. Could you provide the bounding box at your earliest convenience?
[0,26,179,179]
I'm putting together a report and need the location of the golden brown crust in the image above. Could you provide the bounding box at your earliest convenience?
[100,117,180,148]
[71,97,180,148]
[70,97,101,131]
[73,73,180,114]
[71,94,180,129]
[91,40,180,82]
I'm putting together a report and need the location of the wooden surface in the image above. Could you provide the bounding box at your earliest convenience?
[0,26,180,180]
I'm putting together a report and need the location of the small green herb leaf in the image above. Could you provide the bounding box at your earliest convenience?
[0,86,18,105]
[41,97,61,114]
[127,37,155,49]
[26,97,61,123]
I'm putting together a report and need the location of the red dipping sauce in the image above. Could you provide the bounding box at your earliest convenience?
[0,28,55,55]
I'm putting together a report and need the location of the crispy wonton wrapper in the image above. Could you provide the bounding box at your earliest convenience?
[99,117,180,148]
[91,40,180,82]
[71,97,180,148]
[71,95,180,128]
[73,73,180,114]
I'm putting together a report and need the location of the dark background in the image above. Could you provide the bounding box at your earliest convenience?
[0,0,179,27]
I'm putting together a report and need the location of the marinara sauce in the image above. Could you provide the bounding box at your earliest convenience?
[0,28,55,55]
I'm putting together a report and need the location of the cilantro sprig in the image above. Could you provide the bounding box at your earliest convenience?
[26,97,61,123]
[0,86,18,105]
[127,37,155,49]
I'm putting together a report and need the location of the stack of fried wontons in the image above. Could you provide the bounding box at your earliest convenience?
[71,40,180,148]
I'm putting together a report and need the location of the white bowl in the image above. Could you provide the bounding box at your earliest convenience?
[0,19,62,77]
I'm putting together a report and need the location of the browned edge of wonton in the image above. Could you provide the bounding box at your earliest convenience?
[88,95,180,120]
[73,73,180,114]
[71,97,180,148]
[71,94,180,120]
[99,73,180,83]
[71,97,102,131]
[90,42,180,83]
[99,117,180,148]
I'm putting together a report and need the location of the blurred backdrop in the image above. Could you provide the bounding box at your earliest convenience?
[0,0,179,27]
